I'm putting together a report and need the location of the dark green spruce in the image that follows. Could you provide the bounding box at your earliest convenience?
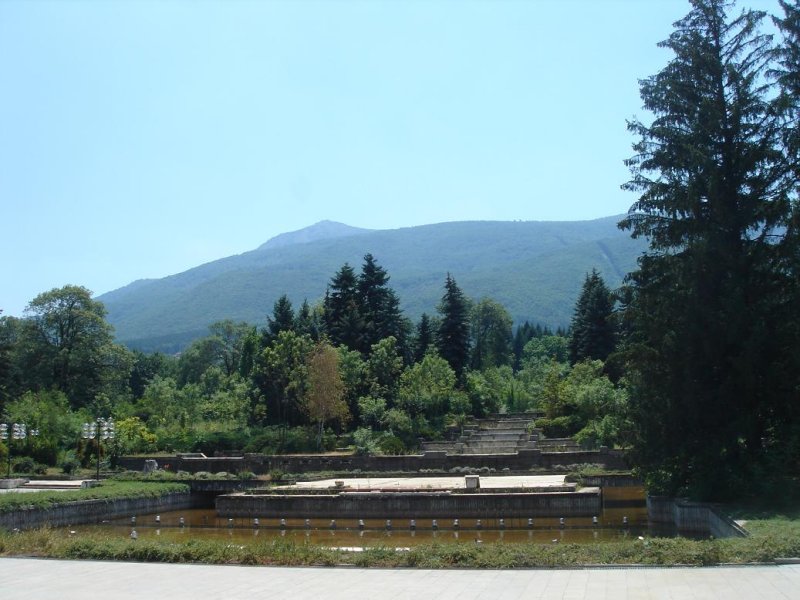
[619,0,798,500]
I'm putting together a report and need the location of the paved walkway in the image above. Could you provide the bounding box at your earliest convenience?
[1,558,798,599]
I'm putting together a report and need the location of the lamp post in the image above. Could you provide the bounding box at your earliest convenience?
[82,418,115,480]
[1,423,39,478]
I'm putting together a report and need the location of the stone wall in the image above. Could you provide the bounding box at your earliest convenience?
[216,489,601,520]
[118,448,627,475]
[0,492,198,531]
[646,496,748,538]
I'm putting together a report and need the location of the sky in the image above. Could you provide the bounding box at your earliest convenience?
[0,0,784,316]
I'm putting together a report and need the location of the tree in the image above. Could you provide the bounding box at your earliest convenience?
[620,0,797,499]
[295,299,321,340]
[20,286,124,408]
[470,298,513,371]
[304,341,350,448]
[251,330,313,426]
[568,270,616,364]
[398,353,457,420]
[264,295,295,345]
[208,320,252,376]
[129,350,176,400]
[0,313,21,409]
[357,254,409,354]
[323,263,365,351]
[435,274,471,380]
[337,346,368,423]
[413,313,435,363]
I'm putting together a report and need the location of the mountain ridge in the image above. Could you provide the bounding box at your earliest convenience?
[98,216,646,353]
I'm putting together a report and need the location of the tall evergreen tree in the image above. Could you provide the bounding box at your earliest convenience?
[356,254,409,355]
[323,263,365,351]
[264,294,295,345]
[620,0,796,499]
[413,313,434,363]
[436,274,471,380]
[568,270,616,364]
[294,299,321,341]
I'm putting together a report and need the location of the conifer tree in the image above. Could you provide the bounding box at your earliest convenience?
[568,270,615,364]
[620,0,796,499]
[436,274,470,380]
[356,254,409,355]
[323,263,364,351]
[413,313,434,363]
[264,294,295,345]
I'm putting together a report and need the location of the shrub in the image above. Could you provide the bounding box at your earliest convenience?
[11,456,47,475]
[377,435,406,455]
[535,415,582,438]
[60,456,81,475]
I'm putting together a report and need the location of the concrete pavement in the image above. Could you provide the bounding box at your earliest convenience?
[1,558,798,599]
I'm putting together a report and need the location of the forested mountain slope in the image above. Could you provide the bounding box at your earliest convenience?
[99,216,646,352]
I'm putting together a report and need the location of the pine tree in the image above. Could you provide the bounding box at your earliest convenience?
[294,299,320,340]
[264,294,295,345]
[413,313,434,363]
[620,0,796,499]
[568,270,615,364]
[436,274,470,380]
[323,263,364,351]
[356,254,409,355]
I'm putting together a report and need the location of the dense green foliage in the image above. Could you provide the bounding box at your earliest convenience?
[568,270,615,365]
[619,0,800,500]
[435,274,471,380]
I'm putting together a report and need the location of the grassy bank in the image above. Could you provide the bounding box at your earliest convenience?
[0,481,190,514]
[0,517,797,567]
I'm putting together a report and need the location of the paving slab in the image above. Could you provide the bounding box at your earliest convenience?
[0,558,798,600]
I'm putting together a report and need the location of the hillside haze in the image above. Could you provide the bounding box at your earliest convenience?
[99,216,646,353]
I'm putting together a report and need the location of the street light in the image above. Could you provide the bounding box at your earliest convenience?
[1,423,39,478]
[82,418,115,480]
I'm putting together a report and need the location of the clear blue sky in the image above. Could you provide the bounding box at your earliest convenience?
[0,0,782,316]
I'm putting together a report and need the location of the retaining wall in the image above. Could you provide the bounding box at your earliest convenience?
[646,496,748,538]
[216,488,601,519]
[0,492,198,531]
[118,448,626,475]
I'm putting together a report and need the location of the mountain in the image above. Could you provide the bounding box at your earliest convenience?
[98,216,648,353]
[257,220,371,251]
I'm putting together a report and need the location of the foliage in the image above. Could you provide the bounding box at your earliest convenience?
[303,341,350,448]
[398,353,457,421]
[251,330,313,426]
[435,274,471,380]
[568,269,615,364]
[264,295,295,345]
[352,427,381,455]
[619,0,799,500]
[469,298,513,371]
[16,285,131,409]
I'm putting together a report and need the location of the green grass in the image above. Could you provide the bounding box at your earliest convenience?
[0,515,797,567]
[0,481,189,514]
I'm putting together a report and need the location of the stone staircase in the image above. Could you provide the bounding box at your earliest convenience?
[422,414,538,455]
[420,414,585,456]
